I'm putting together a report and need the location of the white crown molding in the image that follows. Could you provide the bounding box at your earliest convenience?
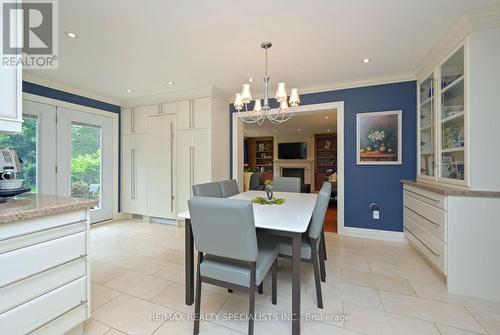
[414,3,500,78]
[340,226,406,242]
[22,74,121,106]
[121,86,214,107]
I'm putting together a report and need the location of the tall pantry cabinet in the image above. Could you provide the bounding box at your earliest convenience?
[121,89,229,220]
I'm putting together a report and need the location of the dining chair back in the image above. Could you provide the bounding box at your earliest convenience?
[192,181,223,197]
[273,177,301,193]
[308,182,332,240]
[219,179,240,198]
[188,197,258,262]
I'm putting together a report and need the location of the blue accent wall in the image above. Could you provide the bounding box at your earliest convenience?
[23,81,121,113]
[230,81,417,232]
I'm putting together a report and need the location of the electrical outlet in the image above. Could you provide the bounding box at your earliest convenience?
[373,210,380,220]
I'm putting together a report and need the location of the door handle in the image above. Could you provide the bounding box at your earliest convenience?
[170,121,174,212]
[131,148,136,200]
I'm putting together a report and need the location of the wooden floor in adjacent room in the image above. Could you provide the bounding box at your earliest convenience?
[323,206,337,233]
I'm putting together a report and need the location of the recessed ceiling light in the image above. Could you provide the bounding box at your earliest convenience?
[362,57,372,64]
[297,128,301,132]
[325,116,329,119]
[327,129,331,132]
[125,88,132,93]
[65,31,77,39]
[167,81,174,85]
[248,78,254,82]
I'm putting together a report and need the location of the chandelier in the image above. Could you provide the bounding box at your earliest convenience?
[233,41,300,125]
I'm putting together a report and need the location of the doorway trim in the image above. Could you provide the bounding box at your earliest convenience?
[231,101,345,234]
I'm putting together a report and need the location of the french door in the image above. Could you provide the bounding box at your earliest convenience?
[14,100,114,223]
[56,107,114,223]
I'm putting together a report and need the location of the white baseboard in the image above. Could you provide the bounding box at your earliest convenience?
[339,226,405,242]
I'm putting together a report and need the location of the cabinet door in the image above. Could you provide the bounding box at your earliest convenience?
[121,108,132,135]
[0,62,22,133]
[160,102,177,115]
[133,134,148,215]
[193,97,210,129]
[132,107,149,133]
[418,74,436,178]
[176,130,194,213]
[193,128,211,184]
[438,45,466,184]
[121,135,134,213]
[176,100,192,131]
[147,114,176,218]
[146,104,160,116]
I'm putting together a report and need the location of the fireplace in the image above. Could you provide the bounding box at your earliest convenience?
[282,168,305,185]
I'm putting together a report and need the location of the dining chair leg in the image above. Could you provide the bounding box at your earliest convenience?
[258,282,263,294]
[271,259,277,305]
[193,252,203,335]
[228,289,233,293]
[319,250,326,283]
[248,263,256,335]
[321,229,327,261]
[311,240,324,309]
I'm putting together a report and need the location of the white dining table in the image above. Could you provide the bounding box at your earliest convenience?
[178,190,318,335]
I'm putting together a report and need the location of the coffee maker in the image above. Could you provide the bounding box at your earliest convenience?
[0,148,31,202]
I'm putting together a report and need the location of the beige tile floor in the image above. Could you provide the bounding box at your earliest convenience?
[82,219,500,335]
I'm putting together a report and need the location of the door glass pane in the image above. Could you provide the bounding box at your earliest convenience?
[71,122,102,208]
[0,114,38,192]
[440,46,465,181]
[419,74,435,177]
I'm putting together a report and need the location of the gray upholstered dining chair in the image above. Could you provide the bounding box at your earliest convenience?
[188,197,279,335]
[192,181,223,197]
[275,181,331,308]
[219,179,240,198]
[273,177,301,193]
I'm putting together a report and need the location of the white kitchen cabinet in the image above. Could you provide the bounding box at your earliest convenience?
[176,97,210,131]
[0,59,22,133]
[121,105,155,134]
[147,114,176,219]
[121,134,147,215]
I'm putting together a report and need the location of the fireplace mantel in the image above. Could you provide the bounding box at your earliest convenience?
[274,160,314,189]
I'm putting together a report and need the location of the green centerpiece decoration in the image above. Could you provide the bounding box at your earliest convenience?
[252,179,286,205]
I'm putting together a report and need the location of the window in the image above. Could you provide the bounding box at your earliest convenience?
[0,115,38,192]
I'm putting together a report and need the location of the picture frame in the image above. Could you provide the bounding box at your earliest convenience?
[356,110,402,165]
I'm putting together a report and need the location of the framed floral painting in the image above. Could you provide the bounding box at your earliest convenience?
[356,110,402,165]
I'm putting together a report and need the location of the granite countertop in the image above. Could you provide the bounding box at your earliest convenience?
[401,179,500,198]
[0,193,98,224]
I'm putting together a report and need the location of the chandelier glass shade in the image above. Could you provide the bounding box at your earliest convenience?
[233,42,300,125]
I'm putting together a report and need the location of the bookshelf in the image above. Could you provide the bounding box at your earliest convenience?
[314,133,337,191]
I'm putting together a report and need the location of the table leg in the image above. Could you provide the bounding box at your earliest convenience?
[185,218,194,305]
[292,232,301,335]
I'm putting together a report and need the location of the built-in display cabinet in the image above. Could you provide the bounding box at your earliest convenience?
[418,43,467,186]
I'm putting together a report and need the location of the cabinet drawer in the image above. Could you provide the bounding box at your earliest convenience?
[0,276,87,335]
[0,220,86,254]
[0,209,86,241]
[31,302,87,335]
[404,215,446,274]
[0,232,86,287]
[403,207,446,242]
[0,257,86,313]
[404,192,446,226]
[403,185,446,210]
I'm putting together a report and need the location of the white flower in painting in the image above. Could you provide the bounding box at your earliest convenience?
[368,130,385,142]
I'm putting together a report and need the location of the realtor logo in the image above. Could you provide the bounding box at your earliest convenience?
[1,0,58,69]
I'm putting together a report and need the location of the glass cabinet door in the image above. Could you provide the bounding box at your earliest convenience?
[419,74,435,177]
[439,46,465,182]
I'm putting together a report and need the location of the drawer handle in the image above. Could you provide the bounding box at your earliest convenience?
[0,220,87,242]
[404,206,440,226]
[405,189,441,204]
[405,228,440,257]
[30,299,88,333]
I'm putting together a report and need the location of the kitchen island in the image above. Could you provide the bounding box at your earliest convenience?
[0,193,97,335]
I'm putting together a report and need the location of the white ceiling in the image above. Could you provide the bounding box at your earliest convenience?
[244,110,337,138]
[25,0,500,103]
